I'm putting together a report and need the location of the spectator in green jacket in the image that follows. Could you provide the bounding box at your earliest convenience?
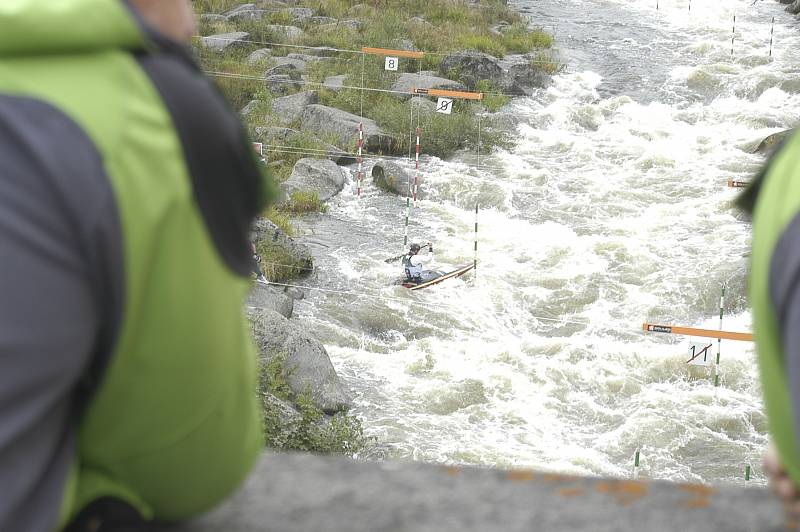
[740,131,800,514]
[0,1,276,530]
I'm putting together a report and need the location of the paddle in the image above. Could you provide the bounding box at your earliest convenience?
[384,242,432,263]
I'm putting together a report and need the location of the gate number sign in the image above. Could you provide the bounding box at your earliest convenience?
[687,342,714,366]
[436,97,454,114]
[385,57,399,71]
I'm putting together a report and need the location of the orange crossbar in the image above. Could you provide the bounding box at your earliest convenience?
[362,47,425,59]
[727,178,749,188]
[412,87,484,100]
[642,323,753,342]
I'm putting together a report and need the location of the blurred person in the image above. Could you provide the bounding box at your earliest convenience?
[0,0,276,530]
[740,131,800,514]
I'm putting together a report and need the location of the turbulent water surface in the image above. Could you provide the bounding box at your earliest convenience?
[289,0,800,485]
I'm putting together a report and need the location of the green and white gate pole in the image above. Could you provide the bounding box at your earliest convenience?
[633,450,641,479]
[745,464,751,485]
[769,17,775,58]
[731,15,736,58]
[403,197,410,249]
[473,204,479,283]
[714,286,725,387]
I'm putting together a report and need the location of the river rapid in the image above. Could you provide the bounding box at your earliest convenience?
[291,0,800,485]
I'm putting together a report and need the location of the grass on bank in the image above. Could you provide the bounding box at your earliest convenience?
[194,0,558,159]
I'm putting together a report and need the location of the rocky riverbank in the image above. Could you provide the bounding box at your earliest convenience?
[192,0,558,454]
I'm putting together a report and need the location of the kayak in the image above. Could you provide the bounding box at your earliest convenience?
[398,263,475,291]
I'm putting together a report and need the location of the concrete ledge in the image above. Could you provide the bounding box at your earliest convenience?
[171,452,788,532]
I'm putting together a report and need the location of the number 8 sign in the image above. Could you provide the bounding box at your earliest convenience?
[385,57,399,71]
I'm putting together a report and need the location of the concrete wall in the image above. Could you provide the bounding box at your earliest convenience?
[169,452,789,531]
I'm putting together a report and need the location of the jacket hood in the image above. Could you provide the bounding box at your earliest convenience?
[0,0,147,57]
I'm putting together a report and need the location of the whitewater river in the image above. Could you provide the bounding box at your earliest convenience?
[289,0,800,485]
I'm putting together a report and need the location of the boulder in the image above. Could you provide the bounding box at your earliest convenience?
[281,158,346,203]
[787,0,800,14]
[227,9,267,21]
[252,218,314,274]
[246,48,272,64]
[284,7,314,22]
[323,74,347,92]
[255,126,298,143]
[249,308,354,414]
[200,32,250,52]
[371,160,417,197]
[199,14,227,23]
[408,16,432,27]
[440,50,504,90]
[394,39,417,52]
[265,24,304,41]
[247,284,294,318]
[503,62,550,95]
[272,90,319,123]
[265,63,303,79]
[273,56,308,72]
[754,129,794,154]
[265,75,299,95]
[240,99,263,118]
[390,73,466,99]
[320,19,362,31]
[254,127,352,164]
[301,104,400,154]
[223,3,256,16]
[309,16,338,25]
[287,53,332,63]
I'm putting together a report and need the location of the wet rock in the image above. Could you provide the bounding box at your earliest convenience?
[247,284,294,318]
[200,32,250,52]
[301,104,400,154]
[390,73,466,99]
[371,159,417,197]
[503,62,550,95]
[282,158,346,203]
[272,90,319,123]
[754,129,794,155]
[249,308,354,414]
[787,0,800,14]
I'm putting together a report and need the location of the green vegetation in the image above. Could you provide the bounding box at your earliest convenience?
[258,351,372,454]
[255,239,309,282]
[284,190,329,214]
[263,206,294,236]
